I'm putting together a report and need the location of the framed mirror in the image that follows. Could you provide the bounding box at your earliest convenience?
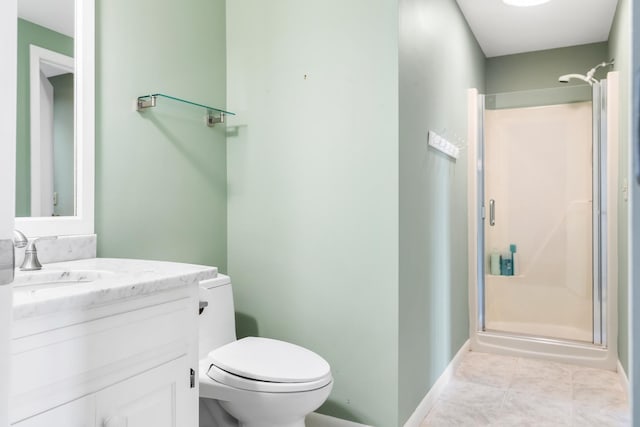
[15,0,94,236]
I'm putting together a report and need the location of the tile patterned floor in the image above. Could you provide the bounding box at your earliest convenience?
[421,351,630,427]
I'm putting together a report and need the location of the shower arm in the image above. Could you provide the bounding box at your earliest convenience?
[586,60,615,80]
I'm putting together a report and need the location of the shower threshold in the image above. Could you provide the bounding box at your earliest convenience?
[473,329,613,370]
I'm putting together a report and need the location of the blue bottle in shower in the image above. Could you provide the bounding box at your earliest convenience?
[500,254,512,276]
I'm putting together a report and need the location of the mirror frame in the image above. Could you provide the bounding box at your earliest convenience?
[15,0,94,237]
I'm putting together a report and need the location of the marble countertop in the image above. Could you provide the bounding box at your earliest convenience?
[12,258,218,320]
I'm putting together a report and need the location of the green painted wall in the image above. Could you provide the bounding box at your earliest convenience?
[398,0,485,424]
[50,73,75,216]
[631,0,640,417]
[226,1,399,425]
[486,42,609,93]
[16,18,73,217]
[608,0,631,376]
[95,0,227,269]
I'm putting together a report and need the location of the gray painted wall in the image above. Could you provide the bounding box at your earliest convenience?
[398,0,485,423]
[632,0,640,420]
[95,0,228,269]
[486,43,609,94]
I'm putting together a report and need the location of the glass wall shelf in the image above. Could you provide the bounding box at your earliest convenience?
[136,93,234,127]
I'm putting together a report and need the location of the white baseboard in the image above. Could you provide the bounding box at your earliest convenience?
[306,412,373,427]
[617,359,629,399]
[403,340,471,427]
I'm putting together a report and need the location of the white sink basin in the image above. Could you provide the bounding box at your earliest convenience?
[13,270,114,292]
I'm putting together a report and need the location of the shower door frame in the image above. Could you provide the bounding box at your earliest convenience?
[467,78,619,369]
[593,81,607,346]
[480,86,605,345]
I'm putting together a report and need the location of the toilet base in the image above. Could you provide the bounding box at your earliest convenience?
[200,398,308,427]
[200,398,238,427]
[220,398,311,427]
[199,365,332,427]
[238,421,304,427]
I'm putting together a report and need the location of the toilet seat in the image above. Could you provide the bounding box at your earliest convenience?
[207,337,332,393]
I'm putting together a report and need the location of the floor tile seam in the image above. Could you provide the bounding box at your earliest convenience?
[452,373,511,392]
[497,381,509,411]
[443,377,508,399]
[571,385,628,402]
[425,396,498,424]
[570,377,575,408]
[572,381,626,392]
[484,407,573,427]
[507,387,573,403]
[503,388,574,410]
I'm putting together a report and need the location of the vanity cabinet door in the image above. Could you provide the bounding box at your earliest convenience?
[96,357,192,427]
[12,395,95,427]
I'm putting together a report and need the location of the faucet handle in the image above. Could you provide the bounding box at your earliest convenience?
[13,230,28,248]
[20,236,58,271]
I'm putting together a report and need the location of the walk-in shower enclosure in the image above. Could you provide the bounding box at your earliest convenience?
[467,73,619,369]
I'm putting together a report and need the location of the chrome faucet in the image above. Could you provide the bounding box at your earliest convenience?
[20,236,57,271]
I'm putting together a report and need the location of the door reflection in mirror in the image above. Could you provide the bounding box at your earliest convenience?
[16,0,74,218]
[29,45,74,217]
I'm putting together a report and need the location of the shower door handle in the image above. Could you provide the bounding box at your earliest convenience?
[489,199,496,226]
[635,70,640,184]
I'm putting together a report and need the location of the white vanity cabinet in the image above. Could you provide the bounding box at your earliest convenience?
[10,273,202,427]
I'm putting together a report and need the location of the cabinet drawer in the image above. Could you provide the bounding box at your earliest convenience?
[12,357,194,427]
[11,297,194,423]
[11,394,94,427]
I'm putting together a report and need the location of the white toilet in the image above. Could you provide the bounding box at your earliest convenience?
[198,275,333,427]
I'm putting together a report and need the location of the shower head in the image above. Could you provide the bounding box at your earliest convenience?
[558,73,595,85]
[558,59,615,86]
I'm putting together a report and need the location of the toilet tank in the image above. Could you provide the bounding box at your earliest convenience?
[199,274,237,360]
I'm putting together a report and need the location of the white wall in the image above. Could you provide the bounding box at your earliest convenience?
[0,1,17,236]
[0,0,17,424]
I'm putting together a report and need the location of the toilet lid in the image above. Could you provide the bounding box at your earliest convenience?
[208,337,331,383]
[207,363,332,393]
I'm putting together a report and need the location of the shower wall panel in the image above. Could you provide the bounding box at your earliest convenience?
[484,102,593,342]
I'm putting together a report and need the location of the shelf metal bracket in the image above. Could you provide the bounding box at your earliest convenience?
[206,111,225,127]
[136,95,157,111]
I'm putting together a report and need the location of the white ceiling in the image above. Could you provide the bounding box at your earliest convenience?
[16,0,619,57]
[456,0,618,58]
[18,0,74,38]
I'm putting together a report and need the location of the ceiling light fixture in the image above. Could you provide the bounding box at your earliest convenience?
[503,0,551,6]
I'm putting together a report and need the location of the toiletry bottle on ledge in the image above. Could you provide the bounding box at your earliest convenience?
[490,252,501,275]
[500,252,513,276]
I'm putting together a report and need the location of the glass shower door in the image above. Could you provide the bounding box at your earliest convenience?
[482,88,595,343]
